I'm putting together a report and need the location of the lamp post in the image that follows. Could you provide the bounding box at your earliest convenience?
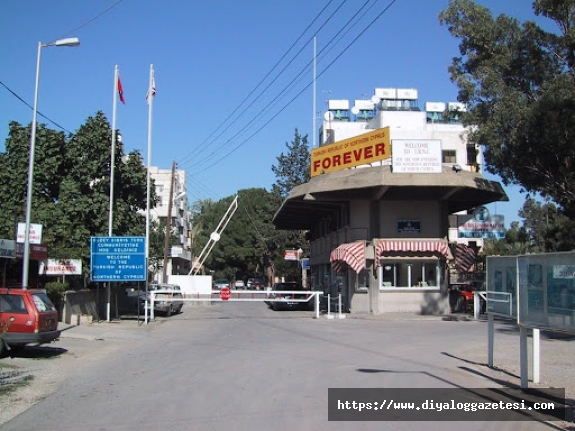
[22,37,80,289]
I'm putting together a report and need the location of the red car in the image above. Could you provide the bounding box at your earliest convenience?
[449,282,486,313]
[0,288,61,356]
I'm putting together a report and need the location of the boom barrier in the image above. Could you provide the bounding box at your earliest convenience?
[145,290,325,323]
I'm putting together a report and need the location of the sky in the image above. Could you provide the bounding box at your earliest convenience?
[0,0,550,227]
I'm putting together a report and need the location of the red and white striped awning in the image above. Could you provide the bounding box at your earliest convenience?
[455,243,476,272]
[375,239,450,260]
[330,241,366,274]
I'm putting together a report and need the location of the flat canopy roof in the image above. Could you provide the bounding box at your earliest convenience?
[273,165,509,230]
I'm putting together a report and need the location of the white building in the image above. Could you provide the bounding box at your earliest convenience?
[147,166,192,281]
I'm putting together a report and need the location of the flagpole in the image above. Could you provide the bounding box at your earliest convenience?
[144,64,154,324]
[109,65,118,237]
[146,64,154,263]
[105,65,120,323]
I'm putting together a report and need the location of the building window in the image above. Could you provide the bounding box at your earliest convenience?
[466,145,477,165]
[156,184,164,194]
[442,150,456,164]
[379,260,440,289]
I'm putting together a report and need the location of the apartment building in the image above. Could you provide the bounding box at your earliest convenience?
[148,166,192,281]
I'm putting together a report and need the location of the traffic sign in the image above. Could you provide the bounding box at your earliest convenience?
[90,236,146,282]
[219,287,231,301]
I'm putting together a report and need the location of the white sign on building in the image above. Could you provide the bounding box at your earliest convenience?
[391,139,442,173]
[16,223,43,244]
[39,259,82,275]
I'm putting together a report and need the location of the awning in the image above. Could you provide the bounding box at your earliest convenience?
[375,239,450,260]
[330,241,366,274]
[455,243,476,272]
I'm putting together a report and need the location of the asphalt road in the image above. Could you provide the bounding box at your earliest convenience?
[0,302,572,430]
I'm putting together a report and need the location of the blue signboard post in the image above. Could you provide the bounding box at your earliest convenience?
[90,236,146,282]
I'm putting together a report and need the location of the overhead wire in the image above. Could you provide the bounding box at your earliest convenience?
[208,0,388,253]
[186,0,399,175]
[56,0,128,41]
[0,80,72,134]
[177,0,340,168]
[178,0,347,171]
[182,0,397,215]
[180,0,349,203]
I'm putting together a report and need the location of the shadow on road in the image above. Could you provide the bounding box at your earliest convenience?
[3,345,68,360]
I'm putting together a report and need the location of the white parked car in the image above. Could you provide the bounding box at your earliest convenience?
[141,284,184,317]
[235,280,246,289]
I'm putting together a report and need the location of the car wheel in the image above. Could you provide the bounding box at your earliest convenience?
[166,305,173,317]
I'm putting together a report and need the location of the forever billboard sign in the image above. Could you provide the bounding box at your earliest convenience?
[90,236,146,282]
[310,127,391,177]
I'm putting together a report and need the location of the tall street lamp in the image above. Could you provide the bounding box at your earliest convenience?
[22,37,80,289]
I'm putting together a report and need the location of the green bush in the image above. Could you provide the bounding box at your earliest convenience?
[44,282,69,308]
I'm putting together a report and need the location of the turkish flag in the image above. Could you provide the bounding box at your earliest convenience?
[118,75,125,104]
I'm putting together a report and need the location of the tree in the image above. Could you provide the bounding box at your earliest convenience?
[439,0,575,217]
[519,197,575,252]
[0,112,156,286]
[191,189,276,281]
[269,128,312,282]
[0,121,67,240]
[271,128,311,199]
[482,222,531,256]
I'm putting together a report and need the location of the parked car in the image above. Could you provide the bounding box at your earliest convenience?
[213,279,230,291]
[247,278,265,290]
[141,284,184,317]
[268,282,313,311]
[0,288,61,356]
[448,282,486,313]
[234,280,246,289]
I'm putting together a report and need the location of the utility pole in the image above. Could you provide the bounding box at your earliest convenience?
[162,162,176,283]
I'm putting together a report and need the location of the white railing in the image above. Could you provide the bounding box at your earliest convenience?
[145,290,325,323]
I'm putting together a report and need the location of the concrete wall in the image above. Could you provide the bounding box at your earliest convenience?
[349,201,370,237]
[62,290,99,324]
[62,286,149,323]
[351,289,450,315]
[379,200,441,238]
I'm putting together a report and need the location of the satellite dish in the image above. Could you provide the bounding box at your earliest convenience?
[324,111,334,121]
[371,95,380,104]
[351,106,360,115]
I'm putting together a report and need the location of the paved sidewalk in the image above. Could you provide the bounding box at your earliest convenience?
[58,318,151,341]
